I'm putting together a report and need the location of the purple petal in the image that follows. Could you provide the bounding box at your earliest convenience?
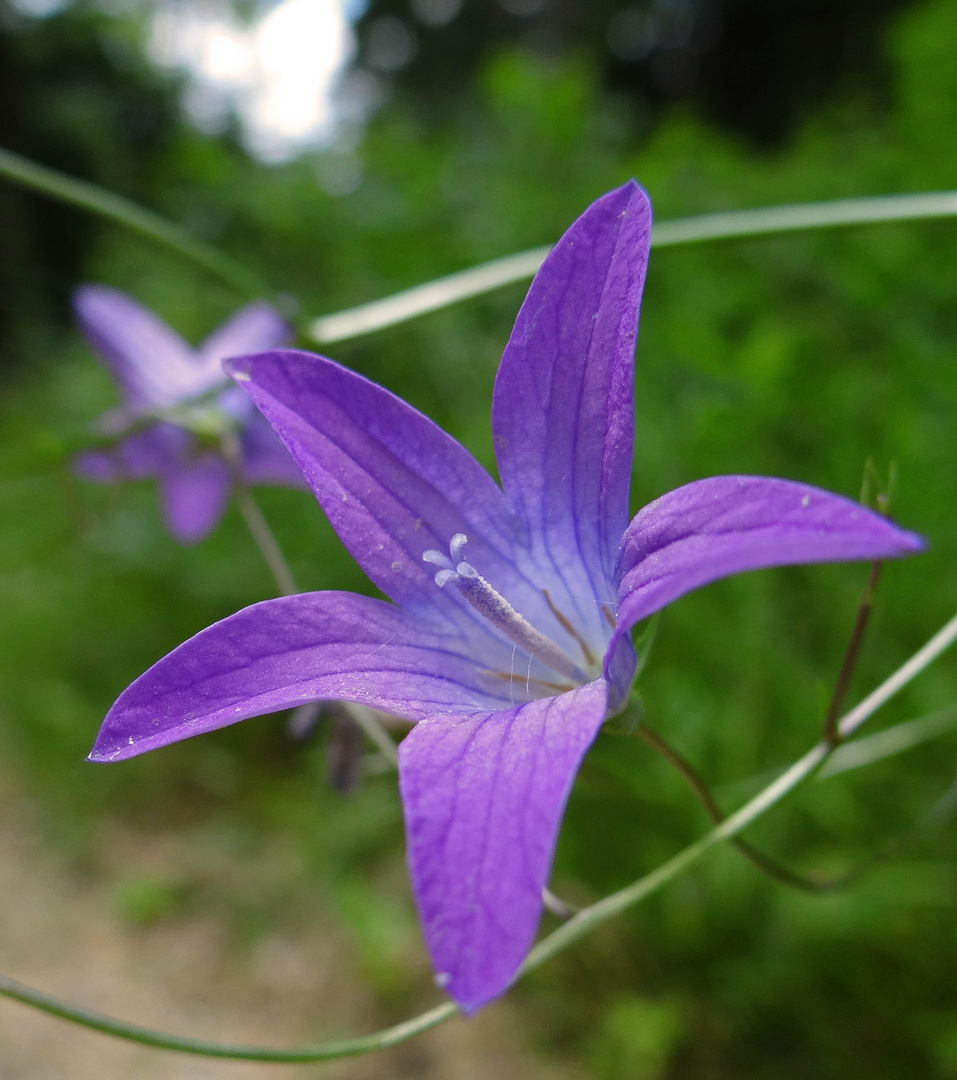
[216,384,258,423]
[119,424,190,478]
[88,593,512,763]
[226,351,571,655]
[399,680,609,1013]
[195,302,293,386]
[73,286,203,410]
[73,425,189,483]
[159,454,231,544]
[607,476,926,674]
[214,386,306,488]
[239,412,309,487]
[73,449,122,483]
[491,182,652,651]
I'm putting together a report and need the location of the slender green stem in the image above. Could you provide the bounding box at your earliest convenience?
[0,973,457,1063]
[2,609,955,1061]
[232,487,399,760]
[220,433,401,762]
[219,434,298,598]
[230,488,399,761]
[650,191,957,246]
[820,704,957,778]
[519,741,833,977]
[541,887,578,920]
[538,610,957,965]
[308,248,551,343]
[4,144,954,345]
[233,484,299,597]
[635,725,834,893]
[838,612,957,739]
[218,430,298,594]
[0,146,267,301]
[307,190,957,344]
[348,703,400,766]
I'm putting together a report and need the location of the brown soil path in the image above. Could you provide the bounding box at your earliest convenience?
[0,794,578,1080]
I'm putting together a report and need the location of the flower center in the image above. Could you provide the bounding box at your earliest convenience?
[423,534,589,684]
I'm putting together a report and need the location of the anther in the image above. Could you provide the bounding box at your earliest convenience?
[449,533,469,562]
[423,548,453,575]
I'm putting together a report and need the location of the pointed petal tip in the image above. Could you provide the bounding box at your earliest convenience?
[72,283,94,314]
[441,962,530,1014]
[844,512,926,559]
[86,736,141,764]
[431,971,482,1016]
[898,527,927,553]
[613,476,930,642]
[401,685,609,1018]
[86,735,175,764]
[622,175,650,204]
[604,177,652,219]
[71,285,139,342]
[71,283,150,326]
[72,282,118,313]
[224,347,311,383]
[160,457,231,544]
[444,984,500,1017]
[223,354,251,380]
[87,707,177,762]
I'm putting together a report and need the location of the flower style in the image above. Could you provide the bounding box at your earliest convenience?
[89,183,923,1012]
[73,286,305,543]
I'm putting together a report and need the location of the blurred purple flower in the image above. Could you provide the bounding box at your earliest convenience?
[88,183,924,1011]
[73,286,304,543]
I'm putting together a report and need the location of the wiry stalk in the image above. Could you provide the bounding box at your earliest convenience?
[2,611,955,1062]
[232,484,299,598]
[635,724,839,892]
[3,145,956,344]
[0,147,266,301]
[308,191,957,343]
[220,432,399,763]
[822,560,883,745]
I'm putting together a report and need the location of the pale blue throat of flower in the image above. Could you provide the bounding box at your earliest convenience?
[424,533,597,688]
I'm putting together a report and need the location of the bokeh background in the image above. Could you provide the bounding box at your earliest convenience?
[1,0,957,1076]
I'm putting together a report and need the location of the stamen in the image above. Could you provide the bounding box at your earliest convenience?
[485,670,576,695]
[423,535,589,684]
[542,588,597,668]
[602,604,617,630]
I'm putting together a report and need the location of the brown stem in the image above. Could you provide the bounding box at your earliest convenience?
[635,725,841,893]
[822,560,883,746]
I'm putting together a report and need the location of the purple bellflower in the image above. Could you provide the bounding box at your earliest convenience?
[89,183,924,1012]
[73,286,305,543]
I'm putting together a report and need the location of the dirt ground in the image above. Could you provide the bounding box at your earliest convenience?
[0,791,579,1080]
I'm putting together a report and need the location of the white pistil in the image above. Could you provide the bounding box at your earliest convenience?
[422,534,588,684]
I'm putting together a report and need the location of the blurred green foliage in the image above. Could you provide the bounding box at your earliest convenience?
[1,0,957,1076]
[586,993,685,1079]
